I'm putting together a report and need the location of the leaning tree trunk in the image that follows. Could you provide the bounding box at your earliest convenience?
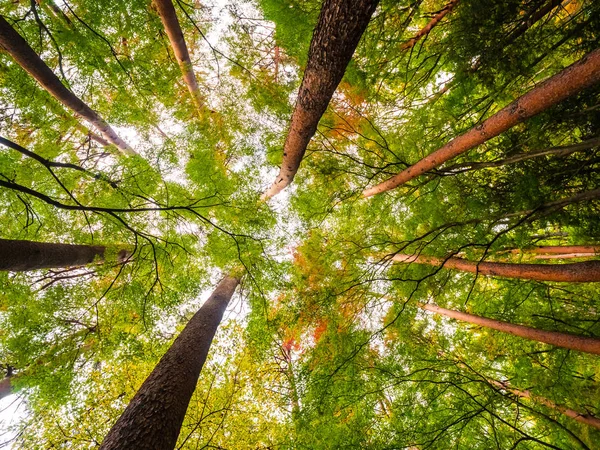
[0,239,130,271]
[488,379,600,430]
[362,48,600,197]
[418,303,600,355]
[505,245,600,255]
[0,17,135,155]
[262,0,380,199]
[393,253,600,282]
[100,275,240,450]
[153,0,205,113]
[0,375,12,401]
[399,0,458,51]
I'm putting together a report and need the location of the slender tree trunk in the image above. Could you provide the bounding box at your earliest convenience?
[0,239,130,271]
[438,136,600,174]
[393,253,600,282]
[38,0,72,26]
[262,0,380,199]
[418,303,600,355]
[0,17,135,155]
[399,0,458,51]
[100,276,240,450]
[506,245,600,255]
[489,379,600,430]
[153,0,205,112]
[0,376,12,400]
[362,48,600,197]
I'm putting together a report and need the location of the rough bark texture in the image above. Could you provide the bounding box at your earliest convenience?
[399,0,458,51]
[153,0,205,112]
[0,376,12,400]
[393,253,600,282]
[263,0,380,199]
[362,48,600,197]
[489,379,600,430]
[419,303,600,355]
[439,136,600,174]
[0,238,129,272]
[100,276,240,450]
[0,17,135,155]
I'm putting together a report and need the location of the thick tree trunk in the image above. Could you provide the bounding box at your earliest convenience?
[362,48,600,197]
[0,17,135,155]
[438,136,600,174]
[0,376,12,401]
[262,0,380,199]
[399,0,458,51]
[418,303,600,355]
[506,245,600,255]
[393,253,600,282]
[489,379,600,430]
[100,276,240,450]
[153,0,205,112]
[0,239,130,271]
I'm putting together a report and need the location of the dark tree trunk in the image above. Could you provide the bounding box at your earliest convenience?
[0,238,129,271]
[263,0,380,199]
[100,276,240,450]
[153,0,205,112]
[0,376,12,400]
[419,303,600,355]
[362,48,600,197]
[0,17,134,155]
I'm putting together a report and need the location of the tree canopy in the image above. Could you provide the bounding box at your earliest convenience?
[1,0,600,448]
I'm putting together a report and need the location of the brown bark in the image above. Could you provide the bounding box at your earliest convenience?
[399,0,459,51]
[0,238,130,272]
[362,48,600,197]
[506,245,600,255]
[153,0,205,112]
[262,0,380,199]
[438,136,600,174]
[489,379,600,430]
[100,276,240,450]
[0,375,12,400]
[393,253,600,282]
[0,17,135,155]
[418,303,600,355]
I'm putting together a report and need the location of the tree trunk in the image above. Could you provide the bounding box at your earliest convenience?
[0,376,12,401]
[393,253,600,282]
[0,238,130,271]
[506,245,600,255]
[399,0,459,51]
[438,136,600,174]
[153,0,205,112]
[418,303,600,355]
[100,275,240,450]
[489,379,600,430]
[362,48,600,197]
[0,17,135,155]
[262,0,380,199]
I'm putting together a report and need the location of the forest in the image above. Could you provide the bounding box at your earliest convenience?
[0,0,599,448]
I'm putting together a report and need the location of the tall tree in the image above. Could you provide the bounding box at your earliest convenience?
[100,275,240,450]
[392,253,600,282]
[262,0,380,199]
[418,302,600,355]
[153,0,205,112]
[362,48,600,197]
[0,238,130,271]
[0,16,135,155]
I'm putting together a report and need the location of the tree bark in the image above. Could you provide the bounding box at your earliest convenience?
[0,375,12,401]
[418,303,600,355]
[489,379,600,430]
[438,136,600,174]
[362,48,600,197]
[393,253,600,282]
[506,245,600,255]
[399,0,459,51]
[262,0,380,199]
[153,0,205,113]
[0,238,130,272]
[100,275,240,450]
[0,17,135,155]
